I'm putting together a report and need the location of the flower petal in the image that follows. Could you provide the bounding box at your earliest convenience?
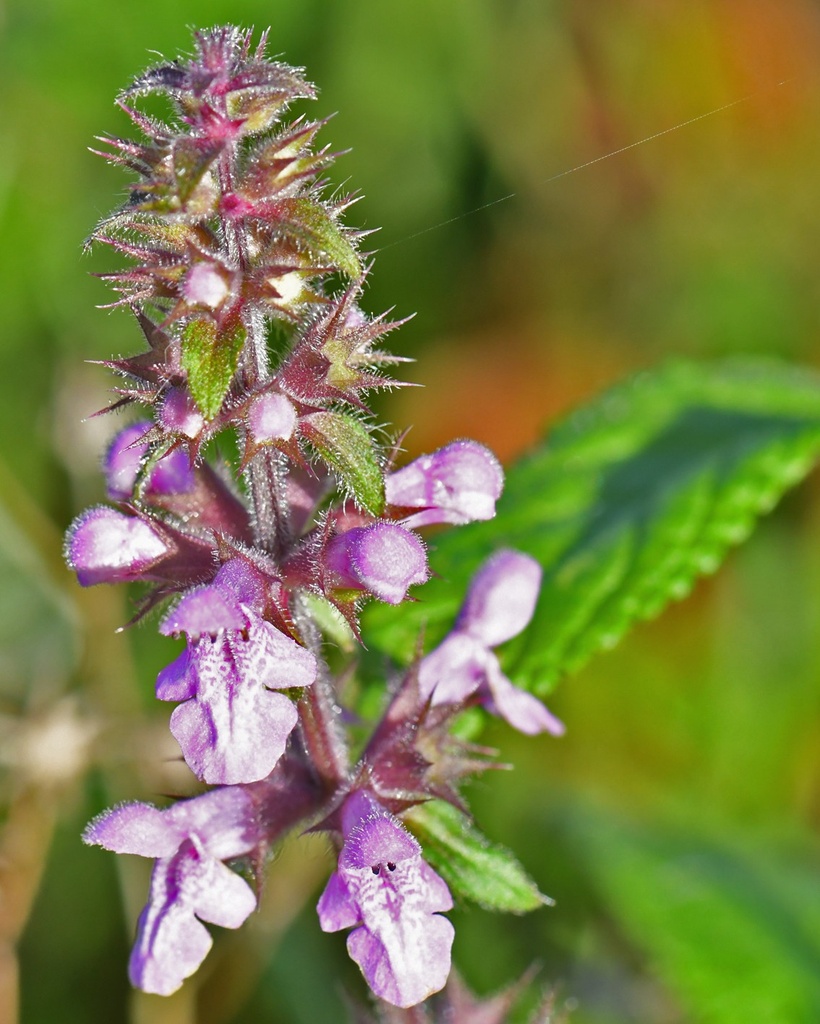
[105,421,195,501]
[456,550,541,646]
[482,659,565,737]
[347,912,454,1009]
[161,585,247,637]
[129,892,213,997]
[83,802,180,857]
[327,792,455,1008]
[164,622,310,784]
[194,858,257,927]
[167,786,259,861]
[156,648,197,701]
[317,871,360,932]
[417,633,487,706]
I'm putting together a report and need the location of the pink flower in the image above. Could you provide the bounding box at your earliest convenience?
[418,551,564,736]
[158,559,316,784]
[317,791,454,1008]
[386,440,503,528]
[84,787,259,996]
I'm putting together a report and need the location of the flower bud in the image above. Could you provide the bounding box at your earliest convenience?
[160,387,205,439]
[66,507,169,586]
[325,523,428,604]
[183,262,231,310]
[248,391,297,445]
[386,440,503,528]
[105,422,196,501]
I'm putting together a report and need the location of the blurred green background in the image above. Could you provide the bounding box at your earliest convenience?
[2,1,820,1022]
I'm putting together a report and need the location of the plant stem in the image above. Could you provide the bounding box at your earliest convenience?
[217,142,291,557]
[293,597,349,791]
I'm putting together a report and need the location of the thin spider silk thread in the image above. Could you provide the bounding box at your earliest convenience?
[375,79,794,253]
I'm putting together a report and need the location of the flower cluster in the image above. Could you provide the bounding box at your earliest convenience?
[69,28,561,1012]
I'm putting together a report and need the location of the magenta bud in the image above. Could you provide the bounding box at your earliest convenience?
[183,263,230,309]
[66,507,169,586]
[105,422,196,501]
[326,523,428,604]
[385,440,503,528]
[160,387,205,439]
[248,392,297,444]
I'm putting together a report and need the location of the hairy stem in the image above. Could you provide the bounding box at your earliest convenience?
[293,596,349,791]
[217,140,291,556]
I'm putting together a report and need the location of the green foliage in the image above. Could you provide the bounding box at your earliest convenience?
[275,198,362,279]
[365,359,820,694]
[560,806,820,1024]
[181,316,246,419]
[301,410,385,515]
[407,800,552,914]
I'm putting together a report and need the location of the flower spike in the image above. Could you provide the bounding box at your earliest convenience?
[71,26,558,1008]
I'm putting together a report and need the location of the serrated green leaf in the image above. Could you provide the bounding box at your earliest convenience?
[364,359,820,693]
[561,808,820,1024]
[276,198,361,278]
[181,317,246,420]
[301,411,384,515]
[407,800,552,913]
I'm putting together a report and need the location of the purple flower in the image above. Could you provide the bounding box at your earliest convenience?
[385,440,503,528]
[317,791,454,1008]
[105,421,196,501]
[158,559,317,784]
[65,506,169,586]
[417,551,564,736]
[83,787,259,996]
[325,523,429,605]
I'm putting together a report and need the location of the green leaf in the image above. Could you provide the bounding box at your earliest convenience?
[406,800,552,913]
[181,317,246,420]
[172,137,223,203]
[561,808,820,1024]
[276,198,361,279]
[364,359,820,693]
[300,411,384,515]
